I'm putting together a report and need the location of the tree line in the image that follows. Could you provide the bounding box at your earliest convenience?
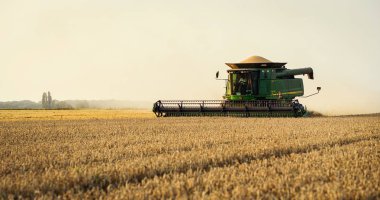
[41,91,76,109]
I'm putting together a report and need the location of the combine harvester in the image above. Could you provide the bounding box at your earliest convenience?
[153,55,320,117]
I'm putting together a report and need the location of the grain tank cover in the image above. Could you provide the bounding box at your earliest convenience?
[226,55,286,69]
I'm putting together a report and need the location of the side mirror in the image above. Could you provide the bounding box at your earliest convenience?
[300,86,321,98]
[216,71,219,79]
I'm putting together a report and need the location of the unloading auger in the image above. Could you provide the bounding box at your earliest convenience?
[153,55,320,117]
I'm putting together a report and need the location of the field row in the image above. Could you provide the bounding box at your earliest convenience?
[1,115,379,199]
[105,139,379,199]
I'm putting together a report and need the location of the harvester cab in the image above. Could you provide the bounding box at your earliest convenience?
[224,56,314,101]
[153,55,320,117]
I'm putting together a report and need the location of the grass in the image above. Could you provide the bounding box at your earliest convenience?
[0,110,379,199]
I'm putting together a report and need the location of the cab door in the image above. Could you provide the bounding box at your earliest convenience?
[250,71,259,95]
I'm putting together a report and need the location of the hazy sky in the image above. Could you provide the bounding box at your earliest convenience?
[1,0,380,114]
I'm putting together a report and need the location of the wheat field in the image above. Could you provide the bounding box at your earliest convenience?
[0,110,379,199]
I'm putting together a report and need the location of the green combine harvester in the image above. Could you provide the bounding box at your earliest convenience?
[153,55,320,117]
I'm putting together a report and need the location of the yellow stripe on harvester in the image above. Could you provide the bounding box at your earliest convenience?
[272,91,303,95]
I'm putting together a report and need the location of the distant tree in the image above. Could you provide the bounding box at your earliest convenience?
[47,91,52,109]
[78,101,89,109]
[54,101,73,109]
[52,100,58,109]
[42,92,47,109]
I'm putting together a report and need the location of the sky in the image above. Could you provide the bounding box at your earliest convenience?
[1,0,380,114]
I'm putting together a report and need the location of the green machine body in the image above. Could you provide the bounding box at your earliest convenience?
[153,55,320,117]
[223,56,314,101]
